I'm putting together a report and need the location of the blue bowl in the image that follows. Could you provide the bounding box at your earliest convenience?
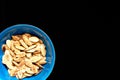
[0,24,55,80]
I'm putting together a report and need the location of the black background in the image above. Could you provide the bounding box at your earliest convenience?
[1,0,119,80]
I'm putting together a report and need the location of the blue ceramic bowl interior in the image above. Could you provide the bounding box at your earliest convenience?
[0,24,55,80]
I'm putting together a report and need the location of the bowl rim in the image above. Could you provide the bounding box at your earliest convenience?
[0,24,56,80]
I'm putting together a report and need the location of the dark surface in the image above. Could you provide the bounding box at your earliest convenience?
[2,0,118,80]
